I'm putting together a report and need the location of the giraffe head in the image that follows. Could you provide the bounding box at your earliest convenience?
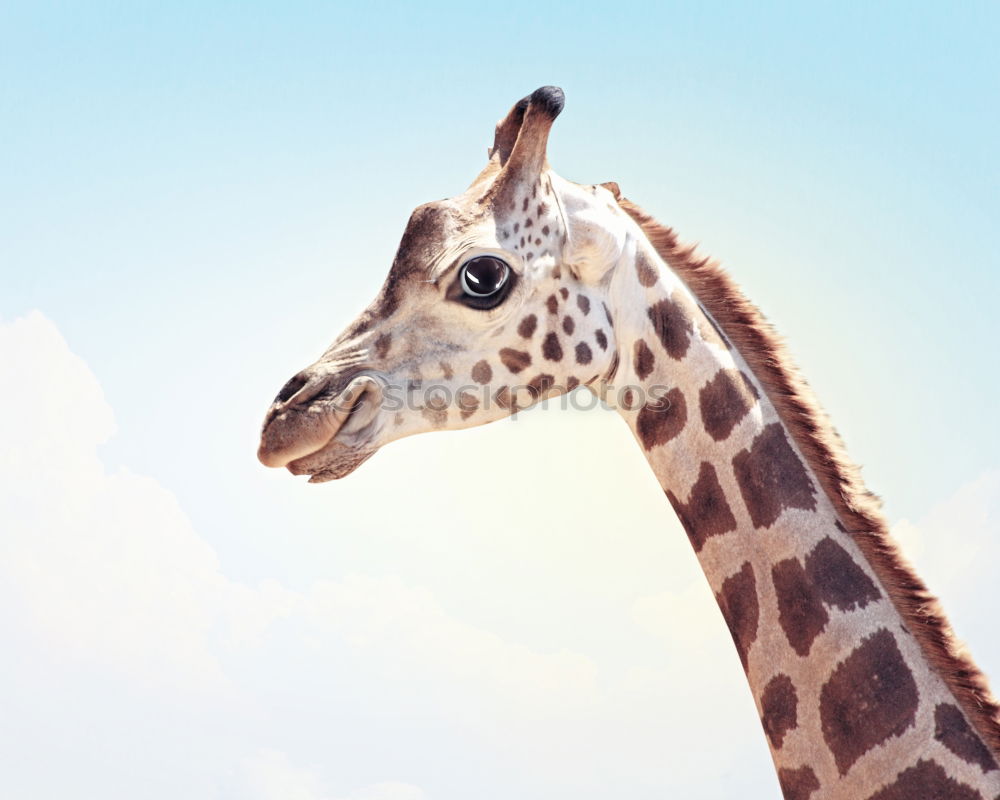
[258,87,633,481]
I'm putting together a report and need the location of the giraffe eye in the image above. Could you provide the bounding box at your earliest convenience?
[457,256,512,309]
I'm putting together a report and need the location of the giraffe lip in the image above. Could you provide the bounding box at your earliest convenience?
[257,374,384,471]
[282,380,385,480]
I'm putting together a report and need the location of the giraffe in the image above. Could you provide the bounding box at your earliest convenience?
[257,87,1000,798]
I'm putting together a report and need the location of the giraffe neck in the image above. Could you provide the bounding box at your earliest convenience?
[604,224,1000,799]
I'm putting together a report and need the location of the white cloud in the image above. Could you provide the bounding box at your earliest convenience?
[304,574,599,718]
[241,749,427,800]
[0,312,231,690]
[242,749,329,800]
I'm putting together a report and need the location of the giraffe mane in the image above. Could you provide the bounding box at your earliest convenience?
[608,183,1000,759]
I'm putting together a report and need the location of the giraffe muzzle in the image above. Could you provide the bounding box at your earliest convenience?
[257,373,385,473]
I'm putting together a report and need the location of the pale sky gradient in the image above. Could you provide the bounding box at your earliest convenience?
[2,3,998,798]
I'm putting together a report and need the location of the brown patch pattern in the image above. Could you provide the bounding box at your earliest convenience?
[635,249,658,287]
[576,294,590,315]
[647,296,694,360]
[471,360,492,385]
[805,536,881,612]
[542,332,563,362]
[527,373,555,400]
[635,388,687,451]
[500,348,532,374]
[518,314,537,339]
[732,423,817,529]
[494,385,513,410]
[594,329,608,350]
[575,342,592,365]
[699,368,759,441]
[865,759,983,800]
[715,562,759,672]
[665,461,737,552]
[546,294,559,314]
[934,703,999,773]
[772,557,829,657]
[421,404,448,427]
[820,628,919,775]
[633,339,655,381]
[458,391,479,421]
[761,673,798,749]
[777,766,820,800]
[562,315,574,335]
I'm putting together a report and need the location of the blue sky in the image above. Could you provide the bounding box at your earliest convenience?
[1,3,998,798]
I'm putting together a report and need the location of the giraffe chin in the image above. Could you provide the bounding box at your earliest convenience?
[286,442,378,483]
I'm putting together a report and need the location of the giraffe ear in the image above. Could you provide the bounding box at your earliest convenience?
[497,86,564,179]
[487,95,529,165]
[472,87,564,193]
[557,181,629,285]
[469,86,564,196]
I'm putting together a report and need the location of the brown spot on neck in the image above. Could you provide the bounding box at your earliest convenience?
[804,536,881,612]
[760,673,798,749]
[772,557,829,657]
[665,461,736,552]
[934,703,999,774]
[635,249,659,287]
[647,296,693,360]
[633,338,655,380]
[819,628,918,775]
[777,766,819,800]
[731,423,817,529]
[635,387,687,450]
[698,368,758,441]
[865,759,983,800]
[715,561,759,672]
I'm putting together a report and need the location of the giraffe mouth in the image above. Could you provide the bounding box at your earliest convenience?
[257,374,385,481]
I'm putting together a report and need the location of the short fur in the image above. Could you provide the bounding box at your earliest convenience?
[608,184,1000,758]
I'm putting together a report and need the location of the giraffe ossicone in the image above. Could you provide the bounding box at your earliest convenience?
[257,87,1000,799]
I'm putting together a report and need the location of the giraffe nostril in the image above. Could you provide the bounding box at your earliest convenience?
[275,372,309,404]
